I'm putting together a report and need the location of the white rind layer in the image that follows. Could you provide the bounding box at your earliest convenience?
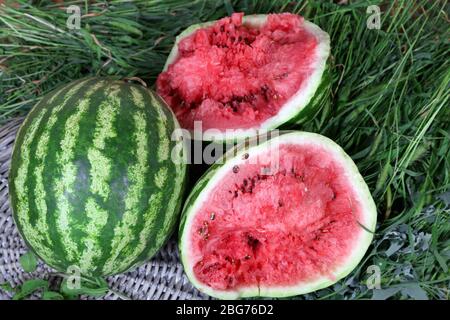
[162,14,331,142]
[179,131,377,299]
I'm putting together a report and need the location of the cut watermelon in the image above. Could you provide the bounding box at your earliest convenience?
[157,13,331,141]
[179,132,377,299]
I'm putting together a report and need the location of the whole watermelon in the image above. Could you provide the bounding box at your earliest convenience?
[9,77,187,277]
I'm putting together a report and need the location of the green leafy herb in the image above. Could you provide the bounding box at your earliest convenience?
[42,291,64,300]
[12,279,48,300]
[19,251,38,273]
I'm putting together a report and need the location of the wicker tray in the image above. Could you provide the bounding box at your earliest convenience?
[0,117,209,300]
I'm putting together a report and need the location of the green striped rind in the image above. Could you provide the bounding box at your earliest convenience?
[161,14,332,142]
[178,132,377,299]
[9,77,187,277]
[284,66,332,127]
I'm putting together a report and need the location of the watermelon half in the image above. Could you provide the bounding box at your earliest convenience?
[179,132,377,299]
[157,13,331,141]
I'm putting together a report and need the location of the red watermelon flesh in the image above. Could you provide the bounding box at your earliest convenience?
[189,144,365,291]
[156,13,319,132]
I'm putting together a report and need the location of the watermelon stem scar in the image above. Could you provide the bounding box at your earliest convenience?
[179,132,377,299]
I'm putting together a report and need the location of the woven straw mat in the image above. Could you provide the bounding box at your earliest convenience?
[0,117,209,300]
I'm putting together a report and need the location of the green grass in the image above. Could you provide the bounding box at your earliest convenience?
[0,0,449,300]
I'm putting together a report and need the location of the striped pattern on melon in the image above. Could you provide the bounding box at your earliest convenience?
[9,77,187,277]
